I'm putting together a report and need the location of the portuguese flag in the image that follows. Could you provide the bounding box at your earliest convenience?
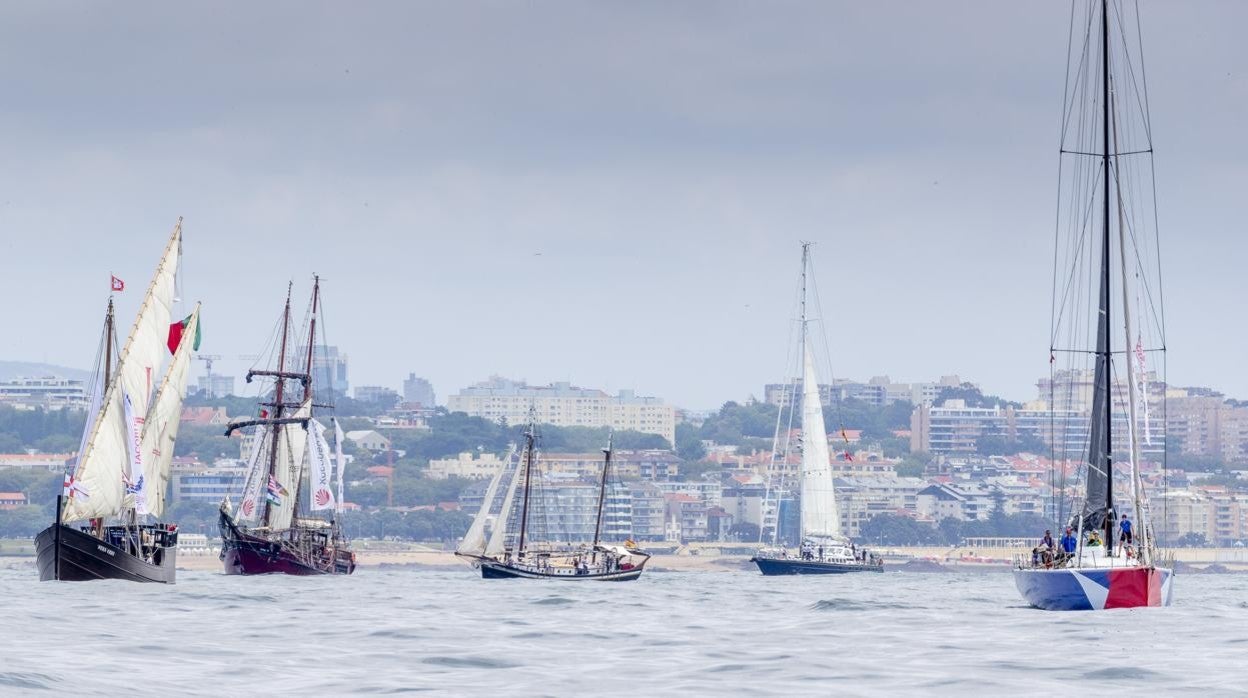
[167,314,202,355]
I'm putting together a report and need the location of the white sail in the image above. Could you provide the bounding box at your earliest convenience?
[485,454,522,559]
[267,399,312,530]
[306,419,336,511]
[456,453,508,557]
[799,339,839,539]
[235,427,269,524]
[137,306,200,519]
[63,222,182,523]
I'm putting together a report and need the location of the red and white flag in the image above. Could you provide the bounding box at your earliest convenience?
[63,473,90,500]
[111,275,125,292]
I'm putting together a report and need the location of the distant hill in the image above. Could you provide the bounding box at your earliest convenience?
[0,361,90,382]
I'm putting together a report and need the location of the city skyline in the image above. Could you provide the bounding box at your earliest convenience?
[1,3,1245,409]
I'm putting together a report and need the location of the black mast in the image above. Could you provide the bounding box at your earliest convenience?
[592,431,613,548]
[1101,0,1115,556]
[516,421,536,559]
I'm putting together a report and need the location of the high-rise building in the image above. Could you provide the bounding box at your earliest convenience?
[294,344,349,397]
[765,375,969,408]
[196,374,236,398]
[402,374,436,407]
[447,376,676,445]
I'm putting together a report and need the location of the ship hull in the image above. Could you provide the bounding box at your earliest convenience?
[1013,565,1173,611]
[35,524,177,584]
[218,509,355,576]
[479,559,646,581]
[752,557,883,575]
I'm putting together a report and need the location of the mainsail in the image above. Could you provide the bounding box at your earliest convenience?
[267,398,312,530]
[236,427,269,524]
[1079,249,1112,532]
[485,455,522,559]
[136,305,201,519]
[63,222,182,523]
[799,339,839,539]
[457,457,508,557]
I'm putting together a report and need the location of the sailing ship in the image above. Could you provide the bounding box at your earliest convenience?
[217,277,356,576]
[456,424,650,580]
[752,243,882,575]
[36,221,199,583]
[1013,0,1173,610]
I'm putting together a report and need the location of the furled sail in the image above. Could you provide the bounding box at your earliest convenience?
[267,398,312,530]
[137,305,200,519]
[63,223,182,523]
[799,339,839,539]
[1078,240,1112,532]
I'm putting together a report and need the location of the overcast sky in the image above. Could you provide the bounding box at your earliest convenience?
[0,1,1244,410]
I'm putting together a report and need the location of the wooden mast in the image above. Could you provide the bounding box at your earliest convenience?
[290,276,320,519]
[262,283,293,529]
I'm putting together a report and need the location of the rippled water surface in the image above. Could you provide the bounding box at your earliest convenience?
[3,564,1245,694]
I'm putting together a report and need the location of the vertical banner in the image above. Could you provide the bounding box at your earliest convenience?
[307,420,336,511]
[122,392,149,515]
[333,418,345,512]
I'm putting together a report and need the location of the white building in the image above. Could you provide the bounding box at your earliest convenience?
[448,376,675,445]
[0,375,89,410]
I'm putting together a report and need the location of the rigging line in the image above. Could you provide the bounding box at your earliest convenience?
[1110,0,1154,146]
[1060,148,1151,157]
[1050,162,1102,345]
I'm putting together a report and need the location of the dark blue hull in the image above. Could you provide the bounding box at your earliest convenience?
[752,557,883,575]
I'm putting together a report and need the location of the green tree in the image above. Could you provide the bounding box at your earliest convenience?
[859,513,941,545]
[675,422,707,461]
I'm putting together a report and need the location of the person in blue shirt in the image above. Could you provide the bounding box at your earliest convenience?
[1060,527,1078,554]
[1120,515,1134,545]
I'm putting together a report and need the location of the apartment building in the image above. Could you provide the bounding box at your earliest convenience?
[448,376,675,445]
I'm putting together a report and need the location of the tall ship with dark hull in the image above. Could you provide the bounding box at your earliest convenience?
[456,426,650,581]
[36,221,200,583]
[217,277,355,576]
[751,244,882,576]
[1013,0,1173,611]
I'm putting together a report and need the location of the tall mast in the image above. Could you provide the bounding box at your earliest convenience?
[1100,0,1115,556]
[799,242,810,370]
[303,275,320,403]
[798,242,810,541]
[592,431,613,548]
[516,420,536,558]
[104,299,114,386]
[263,284,293,528]
[290,276,321,518]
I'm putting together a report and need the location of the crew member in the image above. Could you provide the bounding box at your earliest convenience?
[1119,515,1134,545]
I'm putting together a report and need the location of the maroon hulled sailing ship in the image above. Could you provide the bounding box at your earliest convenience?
[218,276,355,576]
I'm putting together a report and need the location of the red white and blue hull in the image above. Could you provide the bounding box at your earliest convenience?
[1014,565,1173,611]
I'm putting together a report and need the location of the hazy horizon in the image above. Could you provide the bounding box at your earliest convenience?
[2,2,1245,410]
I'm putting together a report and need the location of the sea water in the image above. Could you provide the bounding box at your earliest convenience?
[2,565,1244,695]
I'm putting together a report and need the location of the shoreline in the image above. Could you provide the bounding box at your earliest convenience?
[5,544,1246,574]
